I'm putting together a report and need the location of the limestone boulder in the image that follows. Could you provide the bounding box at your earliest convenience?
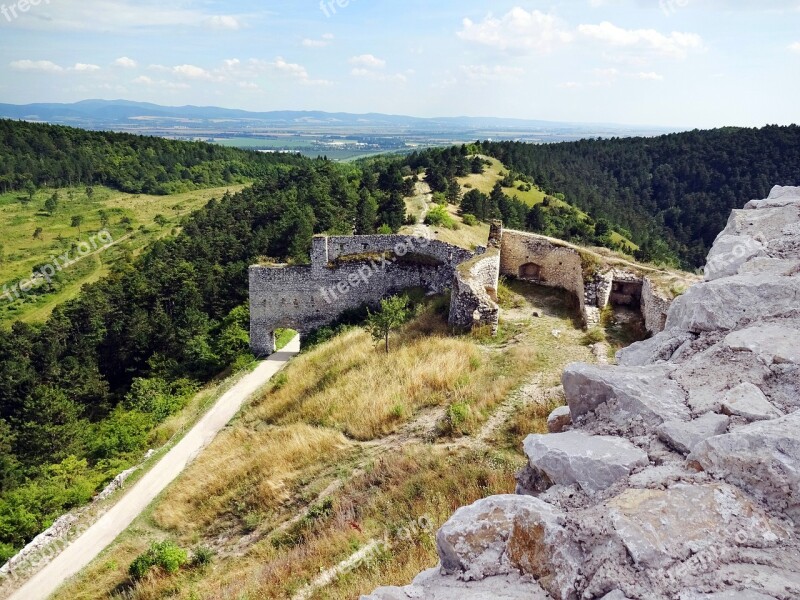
[547,406,572,433]
[704,234,766,281]
[670,341,773,415]
[522,431,649,494]
[737,257,800,277]
[689,412,800,523]
[744,185,800,209]
[607,484,784,571]
[721,382,783,422]
[615,329,695,367]
[657,413,730,455]
[435,495,582,599]
[562,363,689,426]
[724,324,800,366]
[717,202,800,242]
[665,273,800,334]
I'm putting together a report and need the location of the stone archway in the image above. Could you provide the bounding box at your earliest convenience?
[519,262,543,281]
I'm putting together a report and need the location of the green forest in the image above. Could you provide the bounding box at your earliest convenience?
[1,119,799,562]
[479,126,800,267]
[0,122,411,561]
[0,119,306,195]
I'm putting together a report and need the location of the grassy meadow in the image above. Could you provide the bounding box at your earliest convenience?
[0,184,247,325]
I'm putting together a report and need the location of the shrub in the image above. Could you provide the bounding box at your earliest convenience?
[461,214,478,226]
[191,546,214,568]
[128,541,189,580]
[424,205,458,230]
[582,327,606,345]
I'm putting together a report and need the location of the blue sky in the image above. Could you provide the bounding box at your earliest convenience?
[0,0,798,127]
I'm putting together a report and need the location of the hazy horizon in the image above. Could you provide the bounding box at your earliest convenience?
[1,1,799,129]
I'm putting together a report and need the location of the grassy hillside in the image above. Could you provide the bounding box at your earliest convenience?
[51,283,603,600]
[0,184,246,325]
[458,156,637,250]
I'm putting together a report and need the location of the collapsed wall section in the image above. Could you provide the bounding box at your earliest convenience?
[250,235,480,356]
[448,248,501,333]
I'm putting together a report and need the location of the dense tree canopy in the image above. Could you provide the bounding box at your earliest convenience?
[479,126,800,267]
[0,119,306,195]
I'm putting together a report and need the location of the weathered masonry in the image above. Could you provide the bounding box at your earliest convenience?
[250,224,675,356]
[249,232,501,356]
[499,229,674,332]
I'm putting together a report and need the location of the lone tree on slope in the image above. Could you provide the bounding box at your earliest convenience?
[366,294,410,354]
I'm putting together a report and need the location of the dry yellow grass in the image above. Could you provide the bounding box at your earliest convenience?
[250,309,542,441]
[153,424,350,535]
[53,289,591,600]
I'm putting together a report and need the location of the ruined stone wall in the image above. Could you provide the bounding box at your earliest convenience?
[500,230,586,317]
[448,248,501,333]
[363,186,800,600]
[640,276,671,335]
[250,235,476,356]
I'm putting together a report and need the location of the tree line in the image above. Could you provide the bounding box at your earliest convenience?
[478,126,800,267]
[0,119,307,195]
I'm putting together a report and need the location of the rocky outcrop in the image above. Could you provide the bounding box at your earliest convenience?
[364,186,800,600]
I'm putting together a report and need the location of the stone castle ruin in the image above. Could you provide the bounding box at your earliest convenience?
[250,223,676,356]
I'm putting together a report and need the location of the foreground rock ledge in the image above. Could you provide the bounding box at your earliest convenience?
[364,187,800,600]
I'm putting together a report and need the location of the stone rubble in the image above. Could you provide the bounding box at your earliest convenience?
[363,186,800,600]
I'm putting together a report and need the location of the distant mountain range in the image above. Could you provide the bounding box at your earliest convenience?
[0,99,673,136]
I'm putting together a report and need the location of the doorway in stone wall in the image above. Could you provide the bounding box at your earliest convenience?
[604,279,647,351]
[519,262,542,281]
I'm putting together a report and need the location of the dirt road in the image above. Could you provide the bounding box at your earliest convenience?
[9,337,300,600]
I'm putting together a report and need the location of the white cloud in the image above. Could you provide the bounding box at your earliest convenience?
[238,81,259,90]
[6,1,248,32]
[349,54,387,69]
[458,8,573,54]
[790,42,800,53]
[578,21,703,58]
[72,63,101,72]
[272,57,331,86]
[133,75,189,89]
[114,57,137,68]
[173,64,213,80]
[9,59,63,72]
[273,57,311,79]
[636,71,664,80]
[303,33,334,48]
[204,15,242,30]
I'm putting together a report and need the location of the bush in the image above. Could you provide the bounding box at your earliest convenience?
[191,546,214,568]
[424,205,458,230]
[582,327,606,345]
[461,214,478,226]
[129,540,189,580]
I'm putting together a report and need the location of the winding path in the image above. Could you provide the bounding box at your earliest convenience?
[8,338,301,600]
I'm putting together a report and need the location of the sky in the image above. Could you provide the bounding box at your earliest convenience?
[0,0,799,128]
